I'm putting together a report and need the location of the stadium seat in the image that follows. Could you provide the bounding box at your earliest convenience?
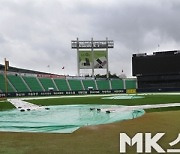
[53,79,70,91]
[68,79,83,91]
[0,74,15,92]
[111,79,124,89]
[23,76,44,92]
[8,74,30,92]
[82,79,97,90]
[38,78,58,91]
[125,79,137,89]
[96,79,110,90]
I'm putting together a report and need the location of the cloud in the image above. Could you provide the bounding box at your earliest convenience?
[0,0,180,77]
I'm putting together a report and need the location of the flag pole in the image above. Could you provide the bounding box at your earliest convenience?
[4,58,8,98]
[62,66,65,75]
[158,44,160,51]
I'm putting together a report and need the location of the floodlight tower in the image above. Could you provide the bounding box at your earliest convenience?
[4,58,9,97]
[71,38,114,78]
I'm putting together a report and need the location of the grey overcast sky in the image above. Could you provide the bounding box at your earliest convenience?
[1,0,180,77]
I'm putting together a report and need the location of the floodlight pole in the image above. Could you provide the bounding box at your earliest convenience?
[91,38,95,78]
[77,37,80,76]
[71,38,114,78]
[4,58,8,97]
[106,37,109,79]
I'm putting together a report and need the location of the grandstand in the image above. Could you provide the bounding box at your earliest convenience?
[0,73,136,93]
[0,64,137,96]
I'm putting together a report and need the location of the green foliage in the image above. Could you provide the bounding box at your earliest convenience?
[96,72,119,78]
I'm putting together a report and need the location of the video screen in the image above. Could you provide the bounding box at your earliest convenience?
[132,53,180,76]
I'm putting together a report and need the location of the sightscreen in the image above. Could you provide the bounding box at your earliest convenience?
[132,52,180,76]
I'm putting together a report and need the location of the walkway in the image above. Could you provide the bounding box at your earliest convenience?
[8,99,49,111]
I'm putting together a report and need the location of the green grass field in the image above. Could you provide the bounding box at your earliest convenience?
[0,94,180,153]
[26,94,180,112]
[27,94,180,105]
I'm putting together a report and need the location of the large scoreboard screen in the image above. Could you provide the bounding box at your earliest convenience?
[132,51,180,76]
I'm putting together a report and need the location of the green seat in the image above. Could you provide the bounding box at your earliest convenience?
[68,79,83,91]
[96,80,110,90]
[82,80,96,90]
[125,79,137,89]
[8,75,29,92]
[111,79,124,89]
[23,76,43,92]
[39,78,57,91]
[0,74,15,92]
[54,79,69,91]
